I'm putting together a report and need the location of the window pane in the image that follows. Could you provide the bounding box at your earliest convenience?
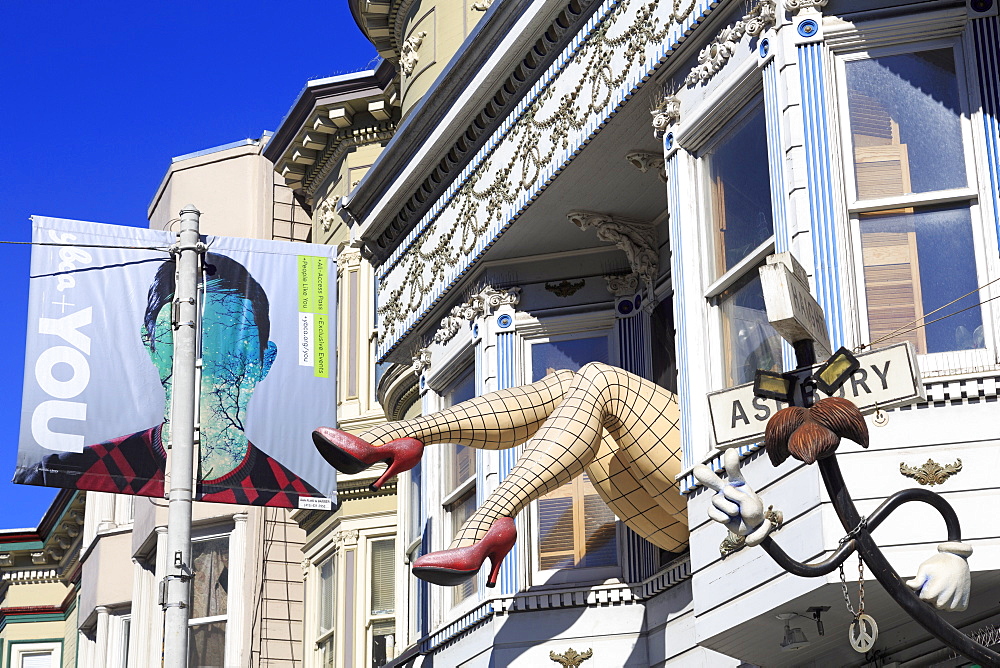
[719,271,783,386]
[446,367,477,491]
[370,540,395,615]
[320,638,336,668]
[347,269,360,398]
[708,102,772,272]
[846,49,966,199]
[538,474,617,570]
[20,652,53,668]
[189,621,227,668]
[191,537,228,619]
[371,619,395,668]
[530,337,608,382]
[650,299,677,393]
[860,204,983,354]
[319,556,336,633]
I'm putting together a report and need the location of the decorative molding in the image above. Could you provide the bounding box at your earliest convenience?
[550,648,594,666]
[31,552,46,565]
[683,0,777,86]
[784,0,828,12]
[650,95,680,139]
[625,152,666,181]
[900,458,963,486]
[0,554,11,567]
[373,0,725,358]
[605,273,639,297]
[545,279,586,298]
[297,123,397,203]
[568,212,658,298]
[427,285,521,345]
[471,0,493,10]
[411,347,432,376]
[400,31,427,77]
[316,199,337,232]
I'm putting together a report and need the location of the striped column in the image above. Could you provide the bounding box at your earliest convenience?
[609,282,660,582]
[763,58,796,369]
[666,150,694,467]
[798,40,845,349]
[491,306,521,594]
[971,15,1000,247]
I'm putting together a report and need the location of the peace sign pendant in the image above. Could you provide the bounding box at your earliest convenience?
[849,614,878,653]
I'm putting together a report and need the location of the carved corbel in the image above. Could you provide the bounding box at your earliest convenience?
[625,152,667,182]
[568,211,658,305]
[411,347,432,376]
[604,273,640,297]
[784,0,828,12]
[650,95,680,139]
[31,552,47,565]
[316,199,338,233]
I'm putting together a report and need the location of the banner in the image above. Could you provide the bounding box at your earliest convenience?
[14,217,338,510]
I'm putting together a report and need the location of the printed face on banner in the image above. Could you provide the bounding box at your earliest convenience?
[15,219,338,510]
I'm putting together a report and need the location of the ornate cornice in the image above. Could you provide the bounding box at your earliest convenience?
[683,0,776,87]
[300,123,397,203]
[568,212,658,295]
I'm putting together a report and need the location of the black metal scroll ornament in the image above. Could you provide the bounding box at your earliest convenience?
[751,389,1000,665]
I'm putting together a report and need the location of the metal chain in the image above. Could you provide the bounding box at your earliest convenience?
[839,554,866,620]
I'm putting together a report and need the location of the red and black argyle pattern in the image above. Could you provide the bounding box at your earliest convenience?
[15,425,323,509]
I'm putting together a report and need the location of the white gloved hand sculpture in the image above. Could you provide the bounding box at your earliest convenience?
[906,541,972,612]
[693,449,773,546]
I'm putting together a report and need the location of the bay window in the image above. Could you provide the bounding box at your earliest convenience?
[839,41,994,371]
[702,96,783,387]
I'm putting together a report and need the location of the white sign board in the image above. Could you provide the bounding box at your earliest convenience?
[707,342,925,449]
[759,253,832,359]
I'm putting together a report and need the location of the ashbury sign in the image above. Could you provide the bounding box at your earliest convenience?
[707,343,926,449]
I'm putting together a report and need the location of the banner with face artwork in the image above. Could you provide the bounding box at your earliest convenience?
[14,217,338,510]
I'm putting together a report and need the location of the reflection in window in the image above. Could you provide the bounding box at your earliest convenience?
[189,536,229,668]
[442,366,477,605]
[846,49,966,200]
[719,271,782,386]
[651,298,678,393]
[318,555,336,667]
[370,539,395,666]
[860,205,983,353]
[708,101,773,273]
[450,492,477,604]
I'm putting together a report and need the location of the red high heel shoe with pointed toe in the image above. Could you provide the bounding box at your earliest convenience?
[312,427,424,491]
[411,517,516,587]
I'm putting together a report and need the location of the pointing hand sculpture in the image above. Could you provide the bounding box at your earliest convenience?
[693,449,775,547]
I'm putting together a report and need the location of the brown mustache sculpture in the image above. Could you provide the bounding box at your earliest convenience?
[764,397,869,466]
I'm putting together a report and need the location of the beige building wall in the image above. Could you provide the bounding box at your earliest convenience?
[250,508,308,666]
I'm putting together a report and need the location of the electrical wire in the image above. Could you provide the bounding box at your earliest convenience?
[859,274,1000,351]
[0,239,172,252]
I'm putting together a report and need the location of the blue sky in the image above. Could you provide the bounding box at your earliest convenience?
[0,2,377,529]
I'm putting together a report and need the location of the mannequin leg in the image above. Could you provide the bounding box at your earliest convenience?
[448,362,687,551]
[359,369,576,450]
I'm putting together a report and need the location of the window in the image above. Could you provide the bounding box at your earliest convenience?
[530,336,618,573]
[317,554,337,668]
[13,642,62,668]
[840,44,991,369]
[369,539,395,667]
[441,365,477,605]
[703,97,783,386]
[188,536,229,668]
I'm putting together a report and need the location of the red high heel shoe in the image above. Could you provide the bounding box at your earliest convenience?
[312,427,424,491]
[411,517,516,587]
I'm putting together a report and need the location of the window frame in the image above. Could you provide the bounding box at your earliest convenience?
[518,320,621,588]
[696,93,783,389]
[187,532,230,668]
[833,35,1000,376]
[11,641,62,668]
[366,534,397,667]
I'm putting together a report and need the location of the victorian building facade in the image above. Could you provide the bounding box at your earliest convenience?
[306,0,1000,665]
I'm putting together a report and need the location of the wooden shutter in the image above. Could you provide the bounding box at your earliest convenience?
[538,474,617,570]
[861,230,927,354]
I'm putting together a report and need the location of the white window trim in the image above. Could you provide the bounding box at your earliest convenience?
[310,544,339,668]
[11,641,62,668]
[364,533,398,667]
[832,35,1000,377]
